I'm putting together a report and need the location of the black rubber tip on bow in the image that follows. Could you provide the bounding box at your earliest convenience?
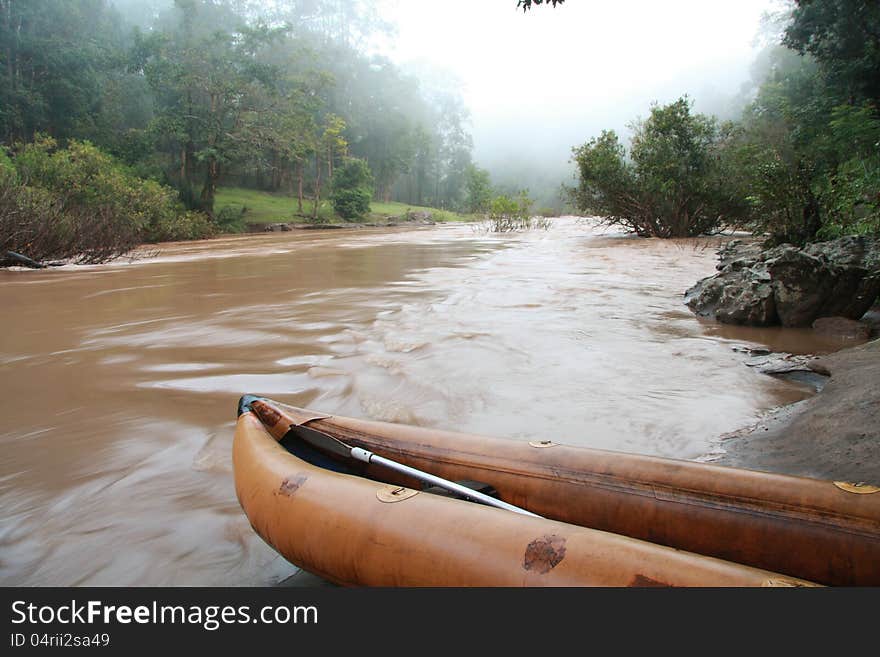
[237,394,264,417]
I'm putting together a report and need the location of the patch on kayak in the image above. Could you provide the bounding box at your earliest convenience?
[523,534,566,574]
[252,400,282,428]
[833,481,880,494]
[278,474,308,496]
[629,574,670,587]
[762,578,820,587]
[376,485,419,503]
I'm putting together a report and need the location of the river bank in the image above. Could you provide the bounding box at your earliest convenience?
[715,333,880,484]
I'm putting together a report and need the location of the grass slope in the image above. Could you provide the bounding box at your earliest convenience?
[215,187,472,226]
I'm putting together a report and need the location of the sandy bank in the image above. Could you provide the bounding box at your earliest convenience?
[716,336,880,484]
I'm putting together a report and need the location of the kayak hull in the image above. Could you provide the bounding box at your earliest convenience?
[241,397,880,586]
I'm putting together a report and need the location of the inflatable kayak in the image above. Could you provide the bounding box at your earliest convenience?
[233,395,880,586]
[232,396,829,587]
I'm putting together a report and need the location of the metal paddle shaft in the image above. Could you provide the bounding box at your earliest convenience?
[350,447,542,518]
[243,395,543,518]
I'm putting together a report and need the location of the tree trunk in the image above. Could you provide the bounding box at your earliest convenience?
[312,153,322,220]
[200,158,218,217]
[296,160,304,213]
[802,193,822,242]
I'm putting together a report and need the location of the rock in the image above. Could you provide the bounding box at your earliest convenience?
[684,261,778,325]
[405,210,434,224]
[685,235,880,327]
[714,338,880,483]
[731,345,771,356]
[742,351,829,392]
[860,308,880,337]
[764,247,833,326]
[812,317,872,340]
[263,223,292,232]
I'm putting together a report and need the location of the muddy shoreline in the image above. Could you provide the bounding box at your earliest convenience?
[715,336,880,484]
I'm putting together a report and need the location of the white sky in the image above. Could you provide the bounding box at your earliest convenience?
[377,0,780,169]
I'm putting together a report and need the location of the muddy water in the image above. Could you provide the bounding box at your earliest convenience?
[0,218,848,585]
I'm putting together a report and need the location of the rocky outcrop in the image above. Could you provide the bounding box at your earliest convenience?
[685,236,880,327]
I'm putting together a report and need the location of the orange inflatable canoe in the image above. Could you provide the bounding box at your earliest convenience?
[234,396,877,587]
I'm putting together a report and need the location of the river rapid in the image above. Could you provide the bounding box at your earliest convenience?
[0,217,842,585]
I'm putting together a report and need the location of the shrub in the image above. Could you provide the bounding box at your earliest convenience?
[329,158,374,220]
[14,135,214,242]
[2,136,214,262]
[571,97,739,237]
[0,176,142,264]
[485,191,546,232]
[215,203,247,233]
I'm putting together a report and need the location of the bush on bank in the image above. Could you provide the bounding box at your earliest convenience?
[1,136,213,264]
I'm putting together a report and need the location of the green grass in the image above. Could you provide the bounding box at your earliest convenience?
[214,187,317,223]
[215,187,474,225]
[368,201,472,223]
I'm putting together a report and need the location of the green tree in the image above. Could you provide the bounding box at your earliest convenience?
[783,0,880,106]
[464,164,492,214]
[329,157,373,220]
[139,0,280,215]
[572,97,735,237]
[0,0,128,144]
[726,30,880,244]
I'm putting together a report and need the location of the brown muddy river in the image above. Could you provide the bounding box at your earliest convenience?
[0,218,845,585]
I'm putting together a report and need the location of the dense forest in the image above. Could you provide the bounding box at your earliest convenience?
[569,0,880,244]
[0,0,493,261]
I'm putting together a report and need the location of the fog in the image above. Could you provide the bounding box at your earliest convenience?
[378,0,780,205]
[107,0,782,208]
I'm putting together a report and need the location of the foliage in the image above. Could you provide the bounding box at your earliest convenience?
[368,200,470,224]
[0,0,482,251]
[1,136,212,261]
[0,173,141,264]
[329,157,374,220]
[0,0,128,144]
[819,103,880,237]
[517,0,565,10]
[571,98,737,237]
[464,165,493,214]
[563,1,879,245]
[0,146,14,177]
[486,190,546,232]
[214,204,248,234]
[726,14,880,245]
[783,0,880,105]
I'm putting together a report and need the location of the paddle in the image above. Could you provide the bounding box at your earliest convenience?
[281,416,543,518]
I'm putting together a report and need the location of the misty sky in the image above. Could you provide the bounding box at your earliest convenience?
[377,0,781,173]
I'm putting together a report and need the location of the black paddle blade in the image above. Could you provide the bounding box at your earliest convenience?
[282,423,354,461]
